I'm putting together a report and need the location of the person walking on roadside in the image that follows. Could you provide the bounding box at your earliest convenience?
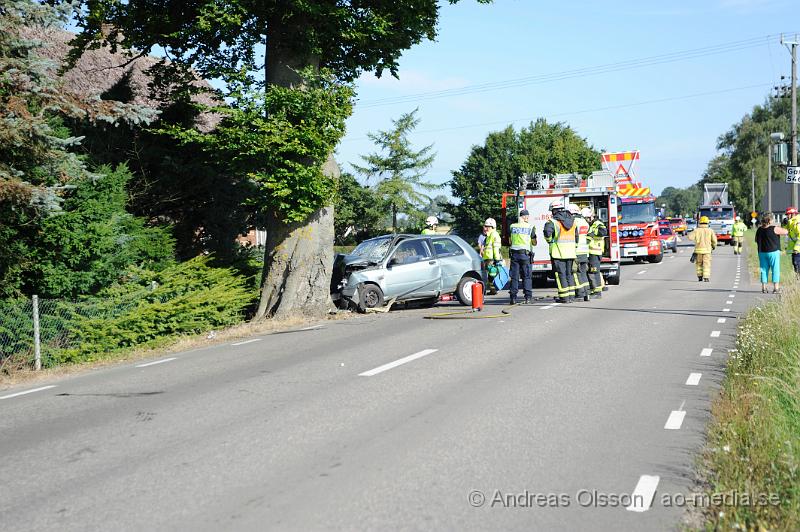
[755,213,788,293]
[508,209,536,305]
[786,206,800,275]
[422,216,438,235]
[570,204,591,302]
[731,216,747,255]
[481,217,503,295]
[688,215,717,282]
[543,199,577,303]
[585,207,607,298]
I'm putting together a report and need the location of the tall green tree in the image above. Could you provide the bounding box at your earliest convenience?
[703,94,795,212]
[449,119,600,236]
[66,0,492,319]
[0,0,157,298]
[656,185,702,217]
[333,172,384,245]
[352,109,437,232]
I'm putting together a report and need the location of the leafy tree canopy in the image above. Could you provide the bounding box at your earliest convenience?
[449,119,600,236]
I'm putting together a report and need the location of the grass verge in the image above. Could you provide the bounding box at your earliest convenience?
[696,236,800,529]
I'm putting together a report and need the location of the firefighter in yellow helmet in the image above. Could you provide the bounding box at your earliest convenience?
[584,207,607,298]
[422,216,438,235]
[688,215,717,282]
[731,215,747,255]
[543,199,577,303]
[481,217,502,294]
[570,203,591,302]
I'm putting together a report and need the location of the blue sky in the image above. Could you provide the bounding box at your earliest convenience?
[336,0,798,198]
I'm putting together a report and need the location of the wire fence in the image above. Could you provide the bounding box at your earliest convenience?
[0,292,150,373]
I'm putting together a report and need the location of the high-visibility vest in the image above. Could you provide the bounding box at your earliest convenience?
[788,217,800,253]
[509,222,534,251]
[731,222,746,237]
[421,228,436,235]
[588,220,606,255]
[574,216,590,255]
[549,221,576,259]
[482,229,502,260]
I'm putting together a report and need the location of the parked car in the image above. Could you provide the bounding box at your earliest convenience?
[657,221,678,253]
[669,217,687,235]
[330,234,485,311]
[685,218,697,232]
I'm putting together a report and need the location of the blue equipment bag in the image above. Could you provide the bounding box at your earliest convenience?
[493,263,510,291]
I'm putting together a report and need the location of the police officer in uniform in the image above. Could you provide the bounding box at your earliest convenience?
[571,204,591,302]
[543,199,577,303]
[508,209,536,305]
[585,207,607,298]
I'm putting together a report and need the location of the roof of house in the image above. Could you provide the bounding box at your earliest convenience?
[21,25,221,132]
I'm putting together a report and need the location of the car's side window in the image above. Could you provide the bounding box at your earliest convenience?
[431,238,463,258]
[391,240,432,265]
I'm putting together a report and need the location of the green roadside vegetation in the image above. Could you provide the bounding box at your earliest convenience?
[697,230,800,529]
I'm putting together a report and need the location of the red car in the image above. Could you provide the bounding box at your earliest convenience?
[658,221,678,253]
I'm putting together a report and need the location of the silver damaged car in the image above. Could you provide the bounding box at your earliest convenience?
[331,234,485,311]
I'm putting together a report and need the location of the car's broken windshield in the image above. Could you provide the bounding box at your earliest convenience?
[350,237,392,261]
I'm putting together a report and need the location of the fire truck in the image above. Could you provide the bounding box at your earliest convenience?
[501,171,621,285]
[698,183,736,245]
[602,151,663,264]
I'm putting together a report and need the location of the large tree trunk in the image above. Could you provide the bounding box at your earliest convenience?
[255,33,336,319]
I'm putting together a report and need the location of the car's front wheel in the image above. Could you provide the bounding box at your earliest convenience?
[456,275,481,306]
[358,284,384,312]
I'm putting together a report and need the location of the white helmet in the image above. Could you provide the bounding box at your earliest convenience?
[483,217,496,228]
[425,215,438,227]
[549,199,565,211]
[735,216,741,221]
[581,207,593,218]
[567,203,580,215]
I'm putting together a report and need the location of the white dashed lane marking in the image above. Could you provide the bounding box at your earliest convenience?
[710,331,721,338]
[626,475,660,513]
[701,348,713,357]
[231,338,261,346]
[717,318,726,323]
[686,373,702,386]
[136,357,177,368]
[359,349,438,377]
[0,385,57,400]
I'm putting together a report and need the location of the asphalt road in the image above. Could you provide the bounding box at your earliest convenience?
[0,241,769,531]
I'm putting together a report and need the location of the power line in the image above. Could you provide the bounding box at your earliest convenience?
[358,33,793,108]
[342,82,772,141]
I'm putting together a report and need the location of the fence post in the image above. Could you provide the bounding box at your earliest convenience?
[32,295,41,371]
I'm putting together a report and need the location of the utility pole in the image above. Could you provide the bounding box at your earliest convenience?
[751,168,755,213]
[783,34,798,206]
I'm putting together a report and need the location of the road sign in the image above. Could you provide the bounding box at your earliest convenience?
[751,211,758,219]
[787,166,800,184]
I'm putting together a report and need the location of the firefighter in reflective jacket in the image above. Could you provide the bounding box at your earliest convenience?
[508,209,536,305]
[585,207,607,298]
[786,206,800,274]
[570,204,591,302]
[731,216,746,255]
[543,199,577,303]
[481,217,503,294]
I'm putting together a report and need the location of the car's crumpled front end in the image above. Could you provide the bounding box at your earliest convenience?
[330,253,380,309]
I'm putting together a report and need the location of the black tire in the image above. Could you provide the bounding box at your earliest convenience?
[672,242,678,253]
[648,253,663,264]
[456,275,481,306]
[358,284,384,312]
[606,269,621,286]
[633,257,645,263]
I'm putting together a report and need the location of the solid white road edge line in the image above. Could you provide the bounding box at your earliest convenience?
[0,385,56,400]
[718,318,727,323]
[359,349,438,377]
[701,348,713,357]
[626,475,660,512]
[665,410,687,430]
[136,357,177,368]
[300,324,325,331]
[711,331,721,338]
[231,338,262,346]
[540,305,554,310]
[686,373,702,386]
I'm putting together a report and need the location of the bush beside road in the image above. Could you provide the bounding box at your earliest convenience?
[698,234,800,530]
